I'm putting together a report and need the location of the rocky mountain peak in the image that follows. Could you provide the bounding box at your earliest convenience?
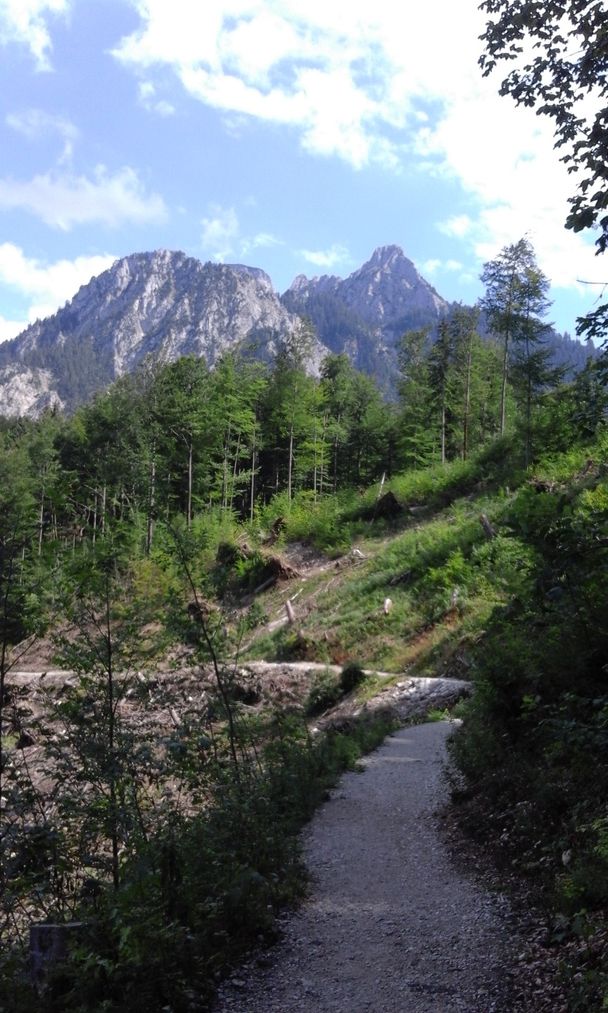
[0,249,324,416]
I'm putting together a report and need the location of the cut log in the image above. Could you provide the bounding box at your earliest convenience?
[261,554,301,581]
[479,513,496,539]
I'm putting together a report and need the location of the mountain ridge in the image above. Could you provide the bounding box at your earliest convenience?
[0,245,594,417]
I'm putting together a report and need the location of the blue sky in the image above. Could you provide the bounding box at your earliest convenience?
[0,0,605,344]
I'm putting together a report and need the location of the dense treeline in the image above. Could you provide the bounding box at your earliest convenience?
[3,240,603,566]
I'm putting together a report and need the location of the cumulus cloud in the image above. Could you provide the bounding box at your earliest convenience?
[299,244,350,270]
[0,0,69,71]
[112,0,602,295]
[201,204,239,260]
[0,243,116,342]
[6,107,78,162]
[200,205,284,262]
[0,166,168,230]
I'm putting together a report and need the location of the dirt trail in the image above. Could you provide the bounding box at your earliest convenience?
[214,721,514,1013]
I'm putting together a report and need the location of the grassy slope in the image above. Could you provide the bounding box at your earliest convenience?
[234,433,608,1008]
[240,438,529,680]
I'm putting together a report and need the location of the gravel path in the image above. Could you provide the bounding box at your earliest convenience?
[214,721,514,1013]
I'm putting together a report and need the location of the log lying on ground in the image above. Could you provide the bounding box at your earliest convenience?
[314,675,471,733]
[479,513,496,539]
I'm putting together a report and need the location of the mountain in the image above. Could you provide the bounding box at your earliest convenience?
[0,244,595,417]
[282,245,449,388]
[0,250,317,416]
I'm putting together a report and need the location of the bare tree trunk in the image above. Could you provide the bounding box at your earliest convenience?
[250,437,256,524]
[101,482,107,536]
[146,453,156,556]
[462,332,473,460]
[187,440,193,529]
[103,578,120,891]
[229,433,242,512]
[288,422,294,504]
[92,490,98,546]
[38,487,45,557]
[500,334,509,436]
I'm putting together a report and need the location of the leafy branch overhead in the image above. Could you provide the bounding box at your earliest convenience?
[480,0,608,339]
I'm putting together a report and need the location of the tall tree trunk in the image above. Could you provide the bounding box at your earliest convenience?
[313,421,318,500]
[462,332,473,460]
[187,439,193,529]
[229,433,242,512]
[92,490,98,546]
[525,335,532,469]
[288,422,294,504]
[146,451,156,556]
[104,579,120,891]
[101,482,107,536]
[500,333,509,436]
[38,486,45,557]
[250,436,256,523]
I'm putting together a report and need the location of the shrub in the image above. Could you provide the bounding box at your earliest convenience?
[306,669,342,716]
[340,662,366,694]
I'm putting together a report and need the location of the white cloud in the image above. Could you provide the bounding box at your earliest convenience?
[422,259,440,275]
[0,243,116,342]
[0,0,69,71]
[6,107,78,162]
[439,215,473,240]
[300,243,350,270]
[138,81,176,117]
[422,257,463,278]
[112,1,603,296]
[201,203,239,260]
[200,205,284,261]
[0,166,168,230]
[240,231,283,255]
[0,315,28,343]
[112,1,420,169]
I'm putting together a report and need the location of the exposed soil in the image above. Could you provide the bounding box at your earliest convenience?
[214,721,516,1012]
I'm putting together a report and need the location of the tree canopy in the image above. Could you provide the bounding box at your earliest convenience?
[479,0,608,340]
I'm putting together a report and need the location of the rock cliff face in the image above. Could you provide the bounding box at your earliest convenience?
[0,250,313,415]
[282,245,449,387]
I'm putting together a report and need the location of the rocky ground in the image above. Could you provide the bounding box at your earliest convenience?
[214,721,517,1013]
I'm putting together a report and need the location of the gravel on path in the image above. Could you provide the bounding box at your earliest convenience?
[214,721,515,1013]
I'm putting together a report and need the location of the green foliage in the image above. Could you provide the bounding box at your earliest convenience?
[340,661,366,694]
[306,669,342,716]
[449,435,608,974]
[480,0,608,342]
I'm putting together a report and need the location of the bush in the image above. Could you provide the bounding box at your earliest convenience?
[306,669,342,716]
[340,662,366,694]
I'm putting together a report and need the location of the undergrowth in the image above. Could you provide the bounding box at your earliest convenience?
[0,712,395,1013]
[448,433,608,1009]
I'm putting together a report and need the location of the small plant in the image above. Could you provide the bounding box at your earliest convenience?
[306,670,342,716]
[339,662,366,694]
